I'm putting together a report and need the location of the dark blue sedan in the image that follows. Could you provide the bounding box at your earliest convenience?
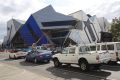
[25,50,52,63]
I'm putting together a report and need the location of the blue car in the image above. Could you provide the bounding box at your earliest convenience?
[25,50,52,63]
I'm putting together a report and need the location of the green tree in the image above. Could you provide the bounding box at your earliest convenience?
[110,17,120,41]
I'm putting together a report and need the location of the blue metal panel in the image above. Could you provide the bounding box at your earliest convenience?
[19,22,35,46]
[28,15,48,45]
[19,15,48,46]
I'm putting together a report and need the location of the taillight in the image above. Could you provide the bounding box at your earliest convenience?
[96,55,99,60]
[116,52,118,56]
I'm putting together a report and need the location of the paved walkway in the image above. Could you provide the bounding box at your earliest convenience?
[0,62,53,80]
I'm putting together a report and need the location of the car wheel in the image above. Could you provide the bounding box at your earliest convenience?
[79,61,89,71]
[53,58,61,67]
[9,55,11,59]
[34,58,38,63]
[25,57,28,62]
[14,55,16,59]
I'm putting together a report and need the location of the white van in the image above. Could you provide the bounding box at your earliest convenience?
[105,42,120,62]
[87,42,120,63]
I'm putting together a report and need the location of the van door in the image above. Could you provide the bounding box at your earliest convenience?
[59,48,69,63]
[116,43,120,60]
[106,44,117,61]
[67,47,78,63]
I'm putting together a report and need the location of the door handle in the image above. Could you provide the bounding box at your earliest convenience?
[72,55,74,56]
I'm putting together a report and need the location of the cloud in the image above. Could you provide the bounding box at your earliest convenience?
[0,0,120,42]
[0,0,47,42]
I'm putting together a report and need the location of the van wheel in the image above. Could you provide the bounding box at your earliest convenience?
[53,58,61,67]
[79,61,89,71]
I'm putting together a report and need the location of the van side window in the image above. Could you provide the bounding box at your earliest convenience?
[79,46,90,52]
[90,46,96,51]
[101,45,107,50]
[97,45,100,51]
[117,43,120,50]
[69,48,75,54]
[107,45,114,50]
[62,48,68,54]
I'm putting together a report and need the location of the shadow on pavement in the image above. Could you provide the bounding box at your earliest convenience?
[46,65,111,80]
[19,61,48,66]
[101,63,120,71]
[4,58,20,61]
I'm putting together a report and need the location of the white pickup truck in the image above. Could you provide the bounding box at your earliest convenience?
[52,45,111,71]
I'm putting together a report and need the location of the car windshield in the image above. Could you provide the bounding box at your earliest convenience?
[116,43,120,50]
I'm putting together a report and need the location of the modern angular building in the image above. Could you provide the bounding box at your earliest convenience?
[3,5,76,48]
[2,19,25,48]
[69,10,111,44]
[3,5,111,49]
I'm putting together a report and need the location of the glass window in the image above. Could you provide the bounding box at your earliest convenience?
[79,46,90,52]
[69,48,75,54]
[41,46,47,50]
[116,43,120,50]
[90,46,96,51]
[101,45,107,50]
[62,48,68,54]
[97,45,100,51]
[107,45,114,50]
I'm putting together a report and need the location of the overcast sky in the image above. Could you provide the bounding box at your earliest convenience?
[0,0,120,42]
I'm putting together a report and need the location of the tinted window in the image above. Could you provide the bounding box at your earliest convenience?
[97,45,100,50]
[69,48,75,54]
[62,48,68,54]
[101,45,107,50]
[90,46,96,51]
[107,45,114,50]
[79,46,90,52]
[116,43,120,50]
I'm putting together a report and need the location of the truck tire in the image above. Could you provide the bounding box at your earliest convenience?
[53,58,61,67]
[79,60,89,71]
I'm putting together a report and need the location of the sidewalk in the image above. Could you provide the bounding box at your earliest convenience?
[0,62,53,80]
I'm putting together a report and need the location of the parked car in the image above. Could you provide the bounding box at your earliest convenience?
[25,50,52,63]
[52,45,111,71]
[9,49,28,59]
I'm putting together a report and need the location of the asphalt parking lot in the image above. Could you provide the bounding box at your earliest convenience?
[0,53,120,80]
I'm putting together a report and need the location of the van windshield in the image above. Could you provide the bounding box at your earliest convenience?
[116,43,120,50]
